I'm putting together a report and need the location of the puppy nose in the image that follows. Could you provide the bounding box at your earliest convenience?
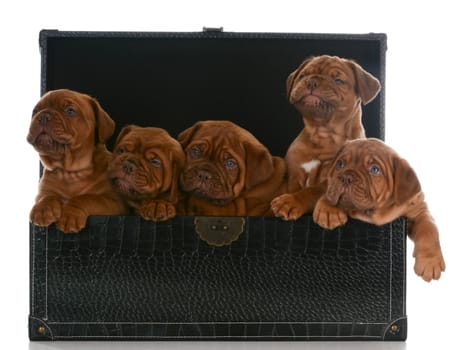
[122,159,137,174]
[38,112,51,126]
[341,173,354,186]
[306,77,320,90]
[198,169,212,182]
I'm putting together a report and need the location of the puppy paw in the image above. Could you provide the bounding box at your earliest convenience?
[57,205,88,233]
[271,194,305,221]
[140,200,176,222]
[414,250,446,282]
[313,199,348,230]
[30,197,62,227]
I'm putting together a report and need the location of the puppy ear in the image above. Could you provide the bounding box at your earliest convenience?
[286,57,314,99]
[114,125,136,147]
[177,121,203,148]
[348,60,381,105]
[243,141,275,190]
[393,157,422,205]
[327,142,348,180]
[90,97,115,144]
[167,146,185,205]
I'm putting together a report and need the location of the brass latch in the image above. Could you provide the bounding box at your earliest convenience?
[194,216,245,246]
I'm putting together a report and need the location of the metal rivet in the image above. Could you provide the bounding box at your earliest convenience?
[223,225,228,230]
[211,225,217,230]
[37,326,46,335]
[390,324,399,333]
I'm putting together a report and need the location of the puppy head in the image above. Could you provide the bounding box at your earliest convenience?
[178,120,275,206]
[27,89,115,171]
[286,55,381,124]
[108,125,184,204]
[325,138,421,213]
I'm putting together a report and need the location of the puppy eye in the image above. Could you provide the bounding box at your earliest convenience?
[32,108,39,116]
[65,107,76,117]
[336,159,345,169]
[117,147,126,154]
[191,146,201,158]
[335,77,344,85]
[369,165,381,175]
[150,158,161,168]
[225,159,238,170]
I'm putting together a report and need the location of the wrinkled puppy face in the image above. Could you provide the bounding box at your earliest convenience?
[325,138,421,213]
[27,89,114,171]
[109,125,184,201]
[326,139,394,212]
[179,123,243,205]
[28,90,96,154]
[286,55,381,124]
[178,121,274,206]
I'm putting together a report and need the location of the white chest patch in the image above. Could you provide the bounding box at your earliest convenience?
[301,159,321,173]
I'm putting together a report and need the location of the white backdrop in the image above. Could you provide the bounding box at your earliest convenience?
[1,1,456,349]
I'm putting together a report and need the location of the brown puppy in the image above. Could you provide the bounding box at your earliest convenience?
[178,120,287,216]
[313,138,445,281]
[108,125,185,221]
[271,55,381,220]
[27,89,128,233]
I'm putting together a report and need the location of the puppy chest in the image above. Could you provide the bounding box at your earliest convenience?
[301,159,321,173]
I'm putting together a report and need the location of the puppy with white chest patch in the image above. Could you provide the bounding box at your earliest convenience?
[271,55,381,220]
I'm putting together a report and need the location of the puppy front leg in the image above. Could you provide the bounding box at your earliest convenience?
[30,195,63,227]
[407,205,446,281]
[57,194,127,233]
[313,195,348,229]
[271,182,326,220]
[139,199,177,222]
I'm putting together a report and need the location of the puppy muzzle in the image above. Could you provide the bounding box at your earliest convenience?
[182,164,233,204]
